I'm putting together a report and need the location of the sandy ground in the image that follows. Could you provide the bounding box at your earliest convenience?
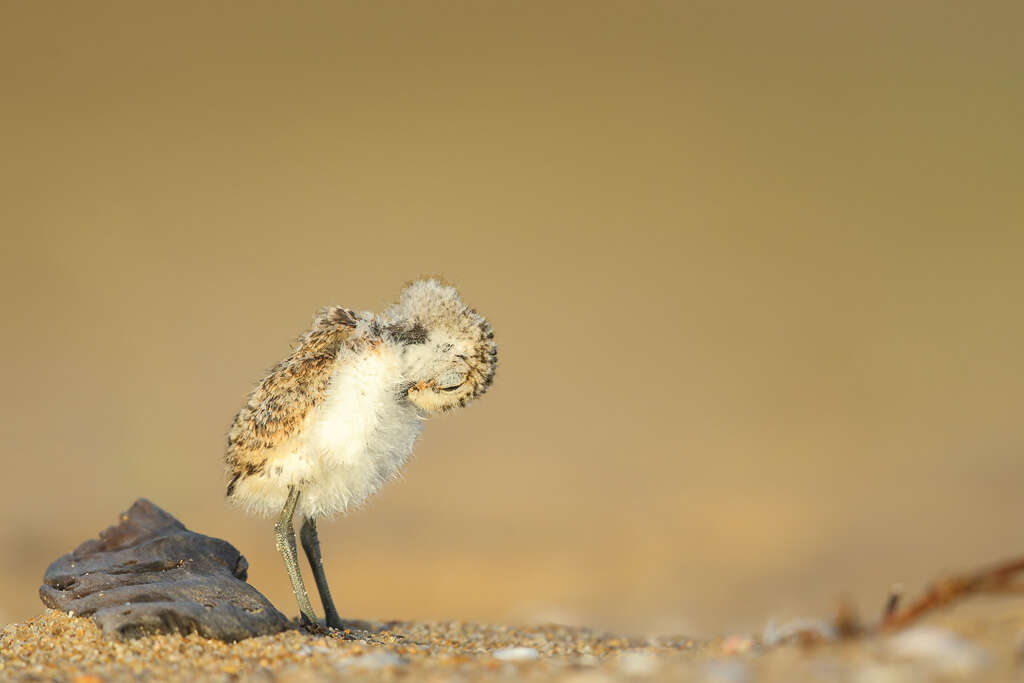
[2,597,1023,682]
[4,0,1024,645]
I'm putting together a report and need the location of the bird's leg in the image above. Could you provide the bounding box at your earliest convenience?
[300,516,343,629]
[274,486,317,627]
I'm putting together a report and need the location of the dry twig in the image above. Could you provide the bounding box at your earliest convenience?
[878,556,1024,632]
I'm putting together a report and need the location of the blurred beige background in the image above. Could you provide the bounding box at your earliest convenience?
[2,1,1022,635]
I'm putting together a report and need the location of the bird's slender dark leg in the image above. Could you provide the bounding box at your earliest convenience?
[300,516,343,629]
[274,486,317,626]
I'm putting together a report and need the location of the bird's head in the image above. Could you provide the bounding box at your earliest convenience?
[381,279,497,414]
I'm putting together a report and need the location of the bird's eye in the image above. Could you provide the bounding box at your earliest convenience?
[436,370,465,391]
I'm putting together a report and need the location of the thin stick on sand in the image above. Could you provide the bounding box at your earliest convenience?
[878,555,1024,632]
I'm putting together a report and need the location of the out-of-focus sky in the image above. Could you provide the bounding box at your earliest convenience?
[2,1,1022,635]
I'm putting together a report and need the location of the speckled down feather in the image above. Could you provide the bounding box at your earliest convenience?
[224,279,496,519]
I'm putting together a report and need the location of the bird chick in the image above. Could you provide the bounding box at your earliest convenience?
[225,278,496,628]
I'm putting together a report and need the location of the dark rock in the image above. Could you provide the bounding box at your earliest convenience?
[40,499,290,641]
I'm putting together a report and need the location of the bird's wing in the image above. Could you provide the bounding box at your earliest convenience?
[225,306,359,495]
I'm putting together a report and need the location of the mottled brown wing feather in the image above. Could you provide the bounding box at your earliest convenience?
[225,306,358,496]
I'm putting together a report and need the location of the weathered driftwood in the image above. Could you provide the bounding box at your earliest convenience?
[40,499,290,641]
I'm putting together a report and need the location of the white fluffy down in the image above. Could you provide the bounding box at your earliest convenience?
[229,344,424,519]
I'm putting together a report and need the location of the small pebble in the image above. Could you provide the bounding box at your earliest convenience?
[493,646,540,661]
[616,650,659,676]
[886,627,990,675]
[762,618,836,647]
[720,635,755,655]
[335,651,407,670]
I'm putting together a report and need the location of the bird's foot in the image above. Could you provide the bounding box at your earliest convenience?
[325,612,345,632]
[299,618,329,635]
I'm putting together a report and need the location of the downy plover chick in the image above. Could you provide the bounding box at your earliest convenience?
[225,279,497,628]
